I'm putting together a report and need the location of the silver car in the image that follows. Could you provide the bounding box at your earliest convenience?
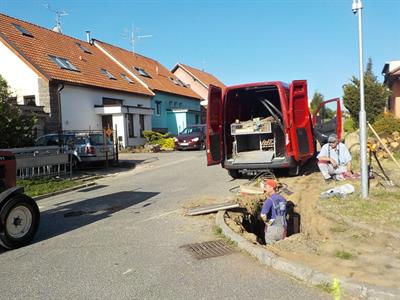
[35,133,114,168]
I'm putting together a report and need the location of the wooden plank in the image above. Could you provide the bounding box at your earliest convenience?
[187,202,239,216]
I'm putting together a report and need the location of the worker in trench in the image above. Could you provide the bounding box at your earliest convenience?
[260,179,287,245]
[317,133,353,182]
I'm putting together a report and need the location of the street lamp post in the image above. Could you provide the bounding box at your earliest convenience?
[352,0,368,198]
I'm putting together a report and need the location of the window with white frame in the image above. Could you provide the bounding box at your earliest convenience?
[23,95,36,106]
[12,23,33,37]
[121,73,134,84]
[134,67,151,78]
[75,42,91,54]
[49,55,79,71]
[101,69,117,80]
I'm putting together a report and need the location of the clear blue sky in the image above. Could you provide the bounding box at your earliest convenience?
[1,0,399,100]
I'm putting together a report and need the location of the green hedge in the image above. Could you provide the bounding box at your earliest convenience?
[372,113,400,136]
[143,130,175,150]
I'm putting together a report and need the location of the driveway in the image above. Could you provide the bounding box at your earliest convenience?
[0,151,329,299]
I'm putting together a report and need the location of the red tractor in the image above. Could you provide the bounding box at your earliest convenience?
[0,151,40,249]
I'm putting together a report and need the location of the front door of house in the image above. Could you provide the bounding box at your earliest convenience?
[102,115,113,130]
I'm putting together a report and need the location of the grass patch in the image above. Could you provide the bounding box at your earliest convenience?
[321,187,400,227]
[315,282,333,293]
[212,225,237,246]
[330,225,348,233]
[334,250,354,260]
[17,177,84,197]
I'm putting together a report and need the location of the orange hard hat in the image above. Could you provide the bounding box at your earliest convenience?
[264,179,277,189]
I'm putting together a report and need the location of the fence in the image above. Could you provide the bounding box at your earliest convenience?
[6,146,71,179]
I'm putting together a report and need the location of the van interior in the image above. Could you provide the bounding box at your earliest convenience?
[223,85,286,164]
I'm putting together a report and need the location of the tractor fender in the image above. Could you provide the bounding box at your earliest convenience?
[0,187,25,208]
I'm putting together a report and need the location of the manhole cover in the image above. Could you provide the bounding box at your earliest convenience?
[182,240,235,259]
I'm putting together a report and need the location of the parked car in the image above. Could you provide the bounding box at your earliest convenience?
[174,125,206,150]
[35,133,114,167]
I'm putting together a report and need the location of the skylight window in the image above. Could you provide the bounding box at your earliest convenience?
[75,42,91,54]
[121,74,134,84]
[49,55,79,71]
[101,69,116,80]
[169,77,186,87]
[12,23,33,37]
[134,67,151,78]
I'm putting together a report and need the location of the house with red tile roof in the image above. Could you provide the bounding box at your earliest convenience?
[171,63,225,123]
[94,40,203,134]
[382,61,400,118]
[0,13,154,147]
[171,63,225,103]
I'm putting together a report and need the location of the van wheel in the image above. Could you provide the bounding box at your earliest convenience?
[228,169,242,179]
[0,194,40,249]
[288,165,300,176]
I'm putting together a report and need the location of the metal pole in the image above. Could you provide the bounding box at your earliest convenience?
[353,0,368,198]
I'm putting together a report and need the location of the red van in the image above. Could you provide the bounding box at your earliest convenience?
[206,80,342,178]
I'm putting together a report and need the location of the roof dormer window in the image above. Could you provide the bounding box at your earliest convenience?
[12,23,33,37]
[49,55,79,72]
[134,67,151,78]
[75,42,91,54]
[121,73,134,84]
[101,69,116,80]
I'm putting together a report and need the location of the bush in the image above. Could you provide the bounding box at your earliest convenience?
[344,118,355,132]
[372,113,400,136]
[143,130,174,151]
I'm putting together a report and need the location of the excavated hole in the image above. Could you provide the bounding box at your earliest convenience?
[235,201,301,245]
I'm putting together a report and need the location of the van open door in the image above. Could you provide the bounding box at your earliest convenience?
[289,80,315,161]
[312,98,342,145]
[206,85,223,166]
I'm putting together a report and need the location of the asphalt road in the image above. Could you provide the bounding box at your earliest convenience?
[0,151,329,299]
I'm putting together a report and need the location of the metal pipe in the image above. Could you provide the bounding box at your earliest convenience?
[353,0,368,198]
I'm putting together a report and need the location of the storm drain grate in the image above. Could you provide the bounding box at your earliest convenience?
[182,240,235,259]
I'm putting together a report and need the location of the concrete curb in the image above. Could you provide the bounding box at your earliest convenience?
[33,182,97,201]
[216,210,400,299]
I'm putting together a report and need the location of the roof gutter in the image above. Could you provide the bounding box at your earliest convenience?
[93,40,155,96]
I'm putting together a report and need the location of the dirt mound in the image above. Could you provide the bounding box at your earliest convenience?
[229,171,400,289]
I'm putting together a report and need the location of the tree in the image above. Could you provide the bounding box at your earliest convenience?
[310,91,335,119]
[343,58,391,128]
[310,91,324,114]
[0,75,36,148]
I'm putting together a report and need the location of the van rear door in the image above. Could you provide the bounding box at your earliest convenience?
[289,80,315,161]
[206,85,223,166]
[312,98,342,145]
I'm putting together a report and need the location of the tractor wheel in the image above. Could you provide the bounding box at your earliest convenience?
[0,194,40,249]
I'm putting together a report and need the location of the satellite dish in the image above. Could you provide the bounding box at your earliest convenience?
[52,25,61,33]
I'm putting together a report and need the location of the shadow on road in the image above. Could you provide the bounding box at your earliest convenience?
[33,190,159,244]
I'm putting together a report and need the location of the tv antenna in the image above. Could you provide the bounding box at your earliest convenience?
[123,23,152,54]
[44,3,68,33]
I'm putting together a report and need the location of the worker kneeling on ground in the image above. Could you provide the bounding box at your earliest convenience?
[260,179,287,245]
[317,133,353,182]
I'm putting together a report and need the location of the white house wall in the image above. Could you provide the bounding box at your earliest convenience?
[0,41,40,104]
[60,84,152,147]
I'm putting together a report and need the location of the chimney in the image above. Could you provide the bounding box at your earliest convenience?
[86,31,91,43]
